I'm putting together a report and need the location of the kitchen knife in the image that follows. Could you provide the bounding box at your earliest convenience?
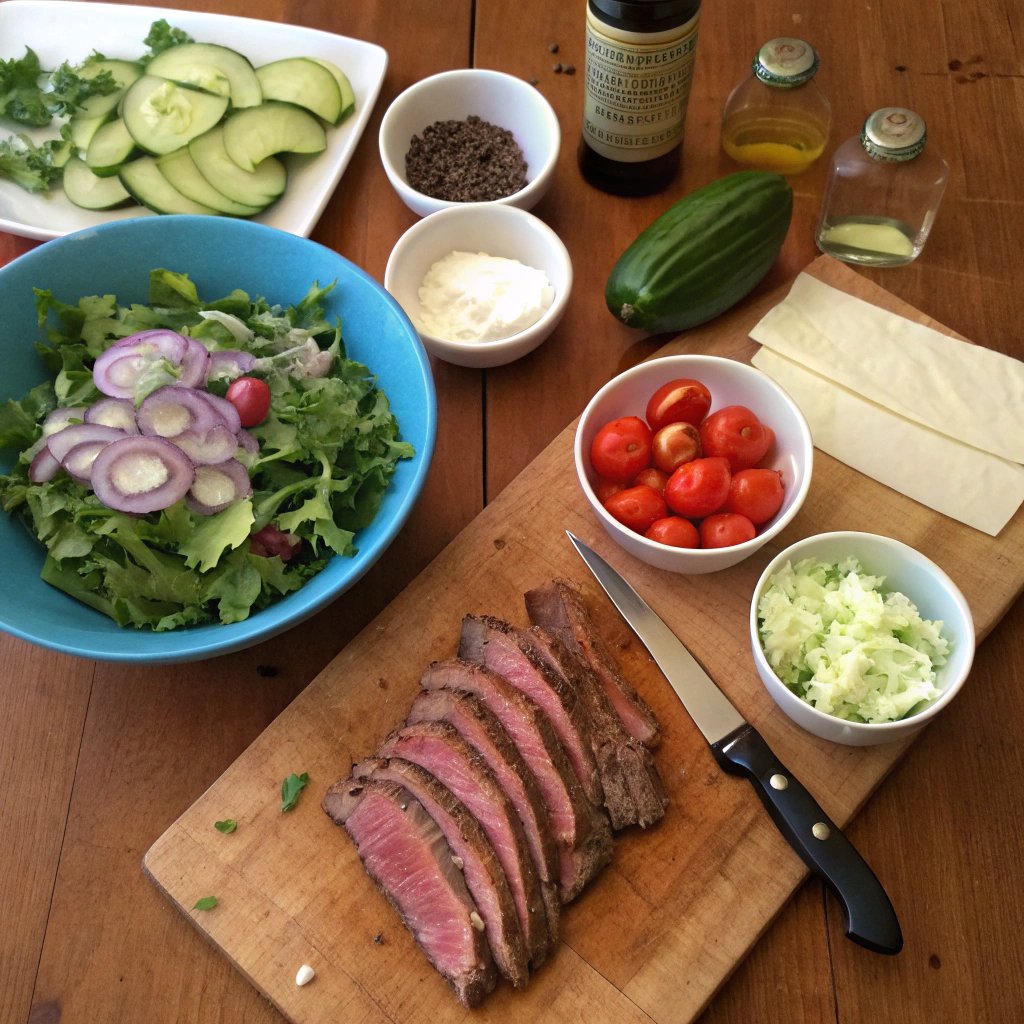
[567,531,903,955]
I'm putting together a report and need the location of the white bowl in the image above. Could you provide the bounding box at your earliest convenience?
[575,355,814,574]
[384,204,572,368]
[750,531,975,746]
[379,69,560,217]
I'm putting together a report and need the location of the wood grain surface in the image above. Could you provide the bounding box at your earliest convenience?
[1,1,1023,1023]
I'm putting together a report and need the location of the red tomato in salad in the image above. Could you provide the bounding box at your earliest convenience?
[633,467,669,496]
[603,485,667,534]
[723,469,784,524]
[595,476,626,503]
[651,421,701,474]
[590,416,653,483]
[699,406,771,473]
[226,376,272,428]
[646,378,712,431]
[250,524,302,561]
[645,516,700,548]
[699,513,756,548]
[664,457,731,518]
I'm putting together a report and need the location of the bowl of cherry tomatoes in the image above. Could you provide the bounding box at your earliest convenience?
[574,354,813,574]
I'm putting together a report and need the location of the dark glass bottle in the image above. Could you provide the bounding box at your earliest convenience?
[578,0,702,196]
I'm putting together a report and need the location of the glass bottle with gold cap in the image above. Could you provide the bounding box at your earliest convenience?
[816,107,949,267]
[720,38,831,176]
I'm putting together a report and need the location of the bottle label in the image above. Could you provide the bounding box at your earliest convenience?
[583,10,700,163]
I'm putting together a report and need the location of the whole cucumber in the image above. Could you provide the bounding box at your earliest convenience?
[605,171,793,333]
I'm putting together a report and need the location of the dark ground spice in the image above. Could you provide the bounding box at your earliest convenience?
[405,115,528,202]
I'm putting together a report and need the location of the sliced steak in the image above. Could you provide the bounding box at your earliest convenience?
[406,689,561,942]
[459,615,603,807]
[526,578,661,747]
[354,757,529,988]
[322,776,497,1008]
[379,720,550,969]
[422,659,612,903]
[526,582,668,830]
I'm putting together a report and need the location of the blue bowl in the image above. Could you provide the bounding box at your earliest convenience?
[0,217,436,663]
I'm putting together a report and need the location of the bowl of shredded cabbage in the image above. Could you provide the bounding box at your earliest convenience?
[750,531,975,746]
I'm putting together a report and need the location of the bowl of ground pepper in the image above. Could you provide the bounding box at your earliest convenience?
[379,69,561,217]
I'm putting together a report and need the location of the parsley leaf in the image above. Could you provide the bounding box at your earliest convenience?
[46,61,118,118]
[0,48,49,126]
[0,135,70,192]
[142,19,195,62]
[214,819,237,834]
[281,772,309,812]
[193,896,218,911]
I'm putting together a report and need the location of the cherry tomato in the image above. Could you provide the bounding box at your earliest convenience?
[590,416,653,483]
[633,467,669,496]
[646,378,712,431]
[699,513,756,549]
[651,421,701,474]
[226,376,272,428]
[595,476,626,503]
[645,516,700,548]
[760,426,776,463]
[723,469,784,524]
[664,457,731,518]
[604,484,667,534]
[699,406,771,473]
[249,523,302,561]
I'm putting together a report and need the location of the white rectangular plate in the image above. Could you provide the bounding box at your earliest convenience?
[0,1,387,240]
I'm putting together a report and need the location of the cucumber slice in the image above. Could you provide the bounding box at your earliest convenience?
[157,148,264,217]
[122,76,229,156]
[309,58,355,123]
[147,43,262,108]
[63,156,133,210]
[222,102,326,173]
[118,157,218,215]
[255,58,342,125]
[86,118,136,177]
[68,112,113,154]
[189,126,286,206]
[76,60,143,119]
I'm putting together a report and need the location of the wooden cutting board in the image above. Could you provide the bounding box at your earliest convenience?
[144,255,1024,1024]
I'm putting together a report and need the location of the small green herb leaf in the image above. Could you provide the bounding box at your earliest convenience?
[281,772,309,812]
[193,896,218,911]
[214,819,237,834]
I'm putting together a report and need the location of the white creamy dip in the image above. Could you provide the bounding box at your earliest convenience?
[417,251,554,344]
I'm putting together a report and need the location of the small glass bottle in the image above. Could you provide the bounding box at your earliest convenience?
[816,108,949,267]
[578,0,702,196]
[721,38,831,176]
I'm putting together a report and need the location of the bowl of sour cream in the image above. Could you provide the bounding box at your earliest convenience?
[384,204,573,368]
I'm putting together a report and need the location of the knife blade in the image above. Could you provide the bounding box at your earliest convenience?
[567,531,904,956]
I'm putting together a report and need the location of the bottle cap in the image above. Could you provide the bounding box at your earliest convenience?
[861,108,927,161]
[753,38,819,87]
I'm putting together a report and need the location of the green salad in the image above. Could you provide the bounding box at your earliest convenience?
[757,557,949,723]
[0,269,413,630]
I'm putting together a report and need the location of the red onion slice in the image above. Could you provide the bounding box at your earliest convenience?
[207,349,256,384]
[137,387,224,439]
[199,391,242,434]
[85,398,139,434]
[236,429,258,455]
[93,330,189,399]
[172,424,238,466]
[42,406,89,437]
[176,338,212,390]
[47,423,126,464]
[29,446,62,484]
[62,440,114,487]
[185,458,253,515]
[91,436,195,514]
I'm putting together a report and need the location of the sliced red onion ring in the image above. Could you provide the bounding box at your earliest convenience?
[91,436,195,514]
[137,387,223,439]
[199,391,242,434]
[93,330,189,399]
[185,458,253,515]
[42,406,89,437]
[172,424,238,466]
[62,440,113,487]
[85,398,139,434]
[29,446,62,484]
[207,349,256,384]
[176,338,212,390]
[236,429,258,455]
[47,423,126,465]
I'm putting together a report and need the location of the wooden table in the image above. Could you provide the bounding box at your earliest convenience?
[2,1,1023,1022]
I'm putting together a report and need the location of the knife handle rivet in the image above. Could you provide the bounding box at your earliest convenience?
[812,822,830,841]
[769,774,789,791]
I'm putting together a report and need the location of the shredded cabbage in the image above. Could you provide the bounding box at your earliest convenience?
[757,557,949,724]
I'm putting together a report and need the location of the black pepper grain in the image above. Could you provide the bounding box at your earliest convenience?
[529,77,539,85]
[405,116,527,202]
[563,65,576,75]
[548,42,559,53]
[553,63,563,73]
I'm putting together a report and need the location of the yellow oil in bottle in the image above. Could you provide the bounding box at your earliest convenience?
[722,112,827,175]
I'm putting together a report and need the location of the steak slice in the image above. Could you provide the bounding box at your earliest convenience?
[525,583,668,830]
[526,578,661,747]
[322,776,497,1008]
[422,659,612,903]
[459,615,603,807]
[379,720,550,969]
[354,757,529,988]
[406,688,561,942]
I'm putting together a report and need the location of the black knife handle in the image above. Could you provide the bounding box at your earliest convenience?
[711,723,903,955]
